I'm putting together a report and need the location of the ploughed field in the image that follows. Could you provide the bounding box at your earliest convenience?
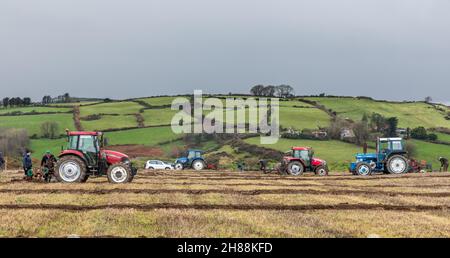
[0,170,449,237]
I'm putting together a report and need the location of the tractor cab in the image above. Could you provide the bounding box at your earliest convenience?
[290,147,314,167]
[64,131,107,169]
[376,137,406,161]
[350,137,409,176]
[281,147,328,176]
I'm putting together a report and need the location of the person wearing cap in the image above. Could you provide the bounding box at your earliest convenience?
[439,157,448,172]
[41,150,57,182]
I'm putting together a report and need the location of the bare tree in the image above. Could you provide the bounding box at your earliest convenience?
[0,128,30,158]
[40,121,60,139]
[250,85,265,96]
[276,85,294,98]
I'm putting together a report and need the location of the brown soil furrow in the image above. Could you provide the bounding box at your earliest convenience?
[0,203,447,212]
[135,174,450,181]
[2,181,450,189]
[0,188,449,197]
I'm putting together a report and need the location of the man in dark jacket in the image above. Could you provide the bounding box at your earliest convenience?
[0,152,4,171]
[23,149,33,178]
[41,150,57,182]
[259,159,268,173]
[439,157,448,172]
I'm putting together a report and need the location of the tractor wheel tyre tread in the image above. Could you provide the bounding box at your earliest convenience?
[107,163,133,184]
[314,166,329,176]
[356,162,372,176]
[386,155,409,174]
[287,161,304,176]
[55,155,87,183]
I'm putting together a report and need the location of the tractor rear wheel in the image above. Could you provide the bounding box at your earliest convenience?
[356,162,372,176]
[387,155,408,174]
[107,163,132,183]
[55,156,87,183]
[192,160,205,171]
[314,166,329,176]
[287,161,304,176]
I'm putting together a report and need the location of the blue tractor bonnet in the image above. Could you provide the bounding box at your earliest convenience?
[355,153,377,160]
[175,157,189,164]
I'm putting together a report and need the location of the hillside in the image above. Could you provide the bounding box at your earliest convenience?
[0,95,449,171]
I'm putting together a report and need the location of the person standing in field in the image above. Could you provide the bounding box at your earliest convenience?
[23,149,33,179]
[439,157,448,172]
[41,150,57,182]
[0,152,4,171]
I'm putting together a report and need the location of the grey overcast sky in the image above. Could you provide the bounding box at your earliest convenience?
[0,0,449,102]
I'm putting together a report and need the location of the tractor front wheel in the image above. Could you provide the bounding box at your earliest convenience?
[107,163,132,184]
[356,162,372,176]
[55,156,87,183]
[192,160,205,171]
[314,166,329,176]
[287,161,304,176]
[174,163,183,170]
[387,155,408,174]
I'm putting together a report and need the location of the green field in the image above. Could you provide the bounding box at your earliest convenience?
[30,138,67,157]
[434,132,450,143]
[305,97,450,128]
[0,114,75,136]
[80,101,142,116]
[106,126,181,146]
[81,115,138,131]
[142,109,179,126]
[410,139,450,169]
[48,101,102,107]
[0,106,71,114]
[245,137,369,171]
[137,96,180,106]
[279,106,330,130]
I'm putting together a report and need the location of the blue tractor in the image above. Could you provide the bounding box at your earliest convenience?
[350,137,410,176]
[174,149,206,171]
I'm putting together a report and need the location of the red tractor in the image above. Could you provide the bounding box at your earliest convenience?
[279,147,329,176]
[54,131,137,183]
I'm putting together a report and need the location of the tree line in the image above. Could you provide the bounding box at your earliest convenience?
[1,93,72,108]
[2,97,32,108]
[250,85,295,98]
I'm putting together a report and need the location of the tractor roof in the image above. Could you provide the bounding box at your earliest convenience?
[188,149,203,152]
[68,131,102,136]
[292,147,311,151]
[379,137,403,142]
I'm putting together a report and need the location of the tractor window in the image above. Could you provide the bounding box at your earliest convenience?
[391,141,403,151]
[293,150,310,161]
[379,141,389,153]
[78,136,97,153]
[68,136,78,150]
[300,150,310,161]
[187,151,195,159]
